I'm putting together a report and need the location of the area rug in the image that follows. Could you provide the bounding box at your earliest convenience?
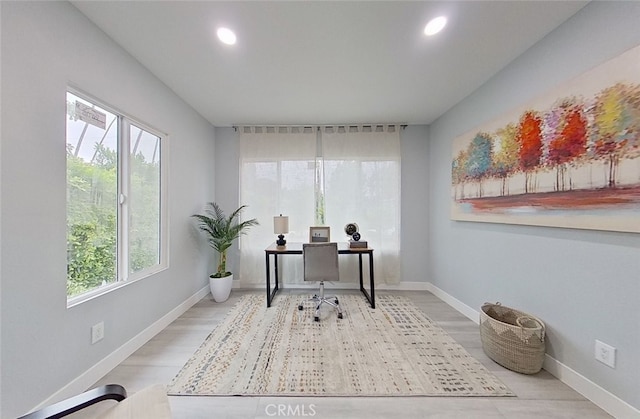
[167,294,513,397]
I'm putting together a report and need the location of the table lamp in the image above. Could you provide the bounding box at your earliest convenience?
[273,214,289,247]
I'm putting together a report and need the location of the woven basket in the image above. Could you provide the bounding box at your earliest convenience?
[479,302,546,374]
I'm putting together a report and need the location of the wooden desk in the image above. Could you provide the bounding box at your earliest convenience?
[264,242,375,309]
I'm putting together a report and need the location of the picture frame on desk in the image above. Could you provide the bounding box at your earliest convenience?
[309,226,330,243]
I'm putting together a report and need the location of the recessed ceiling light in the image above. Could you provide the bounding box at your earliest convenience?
[424,16,447,36]
[217,27,237,45]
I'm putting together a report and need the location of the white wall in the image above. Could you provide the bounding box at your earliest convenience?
[429,2,640,413]
[0,2,215,417]
[211,127,241,277]
[400,125,430,284]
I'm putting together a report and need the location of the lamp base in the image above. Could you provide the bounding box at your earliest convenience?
[276,234,287,247]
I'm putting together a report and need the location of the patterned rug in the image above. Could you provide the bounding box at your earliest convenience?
[167,294,513,397]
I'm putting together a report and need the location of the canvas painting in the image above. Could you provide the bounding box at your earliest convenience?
[451,44,640,233]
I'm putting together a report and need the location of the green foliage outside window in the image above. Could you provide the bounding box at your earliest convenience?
[129,148,161,274]
[66,144,118,296]
[66,143,160,297]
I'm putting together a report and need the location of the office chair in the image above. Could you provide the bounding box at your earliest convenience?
[298,242,343,321]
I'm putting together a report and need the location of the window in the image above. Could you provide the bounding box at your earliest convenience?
[238,125,401,285]
[66,90,167,303]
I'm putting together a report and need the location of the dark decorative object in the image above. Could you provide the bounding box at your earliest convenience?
[345,223,358,236]
[274,215,289,247]
[345,223,367,248]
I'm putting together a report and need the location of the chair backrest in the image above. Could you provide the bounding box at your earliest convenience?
[303,242,339,283]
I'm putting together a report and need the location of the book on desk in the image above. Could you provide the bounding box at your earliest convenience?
[349,240,368,249]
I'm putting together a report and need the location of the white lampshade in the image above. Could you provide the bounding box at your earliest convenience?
[273,215,289,234]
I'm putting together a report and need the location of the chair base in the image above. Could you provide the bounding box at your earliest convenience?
[298,281,343,321]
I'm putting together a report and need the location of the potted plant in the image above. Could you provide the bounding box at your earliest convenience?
[192,202,258,302]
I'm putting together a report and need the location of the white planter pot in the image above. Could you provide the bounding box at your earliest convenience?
[209,273,233,302]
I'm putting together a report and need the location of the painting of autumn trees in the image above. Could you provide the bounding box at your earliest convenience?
[451,46,640,233]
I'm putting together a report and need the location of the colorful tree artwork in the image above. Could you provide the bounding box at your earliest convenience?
[451,45,640,233]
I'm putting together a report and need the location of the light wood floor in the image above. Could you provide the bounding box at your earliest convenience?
[70,289,611,418]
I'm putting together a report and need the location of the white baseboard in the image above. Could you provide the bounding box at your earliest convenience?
[31,285,210,412]
[543,355,640,419]
[376,281,431,291]
[428,282,639,418]
[426,283,480,323]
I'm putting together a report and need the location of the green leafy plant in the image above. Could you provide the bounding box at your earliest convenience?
[192,202,259,278]
[66,142,160,297]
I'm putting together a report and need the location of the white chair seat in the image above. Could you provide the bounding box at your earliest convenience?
[299,242,343,321]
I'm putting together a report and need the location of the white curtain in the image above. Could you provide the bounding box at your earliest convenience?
[322,125,401,284]
[238,126,316,284]
[238,125,401,285]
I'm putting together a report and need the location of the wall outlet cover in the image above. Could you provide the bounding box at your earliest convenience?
[91,321,105,344]
[595,339,616,368]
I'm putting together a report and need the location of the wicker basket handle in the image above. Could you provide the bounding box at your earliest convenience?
[516,316,545,341]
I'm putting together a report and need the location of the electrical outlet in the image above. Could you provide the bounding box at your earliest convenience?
[595,339,616,368]
[91,321,104,344]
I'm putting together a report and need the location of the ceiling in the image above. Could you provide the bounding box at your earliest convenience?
[71,1,588,127]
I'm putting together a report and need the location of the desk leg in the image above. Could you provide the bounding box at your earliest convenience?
[357,253,375,309]
[274,254,279,298]
[265,253,281,308]
[369,252,375,309]
[265,253,272,307]
[265,252,282,308]
[358,253,364,292]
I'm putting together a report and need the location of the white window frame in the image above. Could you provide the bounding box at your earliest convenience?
[66,87,169,307]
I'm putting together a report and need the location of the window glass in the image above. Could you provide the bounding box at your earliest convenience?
[66,92,118,297]
[129,124,161,274]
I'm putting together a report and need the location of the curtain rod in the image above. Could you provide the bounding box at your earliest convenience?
[233,124,407,131]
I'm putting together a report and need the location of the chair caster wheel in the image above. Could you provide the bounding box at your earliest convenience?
[338,313,343,319]
[335,298,339,304]
[314,316,320,322]
[298,305,303,311]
